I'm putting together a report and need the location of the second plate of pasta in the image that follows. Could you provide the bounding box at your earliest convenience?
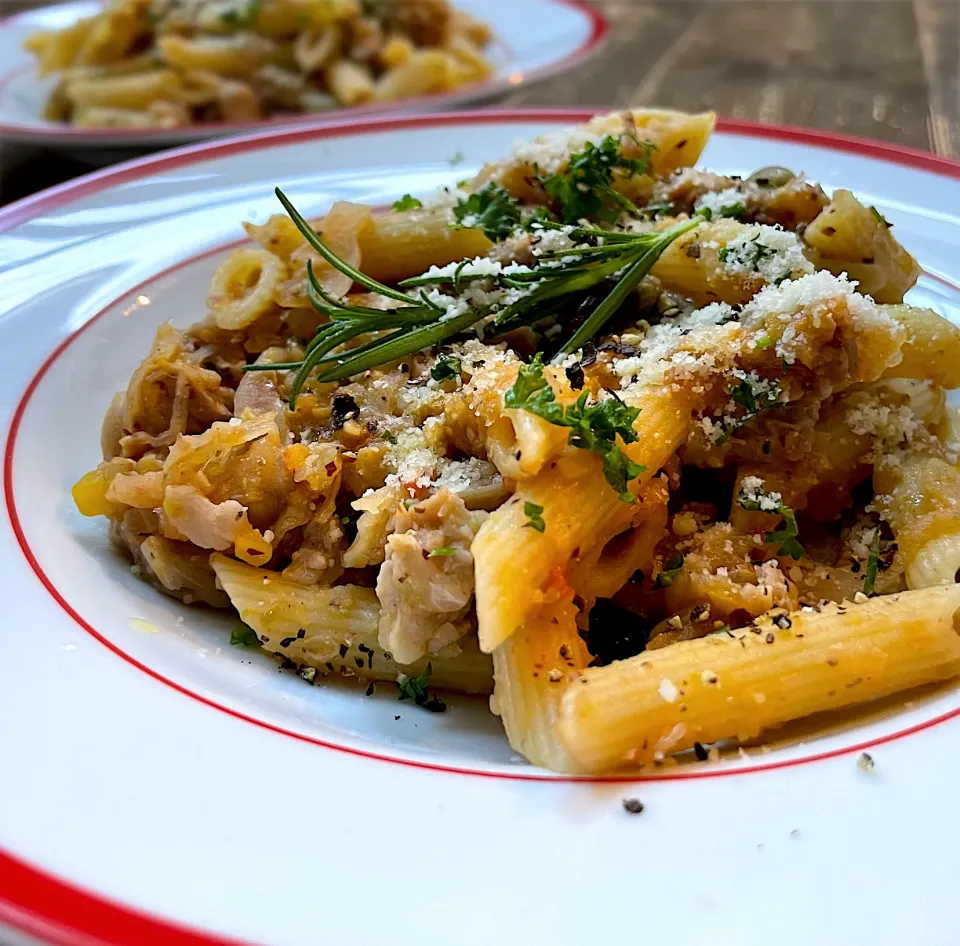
[0,0,605,147]
[2,110,960,946]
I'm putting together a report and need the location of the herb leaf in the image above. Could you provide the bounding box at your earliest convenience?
[430,354,462,382]
[429,546,458,557]
[396,663,447,711]
[505,355,645,501]
[863,528,881,596]
[230,624,260,647]
[542,134,652,224]
[392,194,422,212]
[220,0,261,25]
[737,486,804,559]
[452,184,522,241]
[523,501,546,533]
[656,552,684,587]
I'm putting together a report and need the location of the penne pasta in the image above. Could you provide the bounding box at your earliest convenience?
[70,108,960,774]
[211,554,493,692]
[558,586,960,772]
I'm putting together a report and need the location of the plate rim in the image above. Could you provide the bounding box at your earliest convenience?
[0,0,607,145]
[1,108,959,235]
[3,109,960,946]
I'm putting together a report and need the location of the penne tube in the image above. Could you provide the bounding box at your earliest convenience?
[211,554,493,692]
[491,593,589,772]
[651,218,814,306]
[875,452,960,589]
[207,247,288,329]
[374,50,455,101]
[880,304,960,388]
[804,190,921,304]
[473,387,695,652]
[358,209,493,284]
[157,34,276,77]
[557,585,960,772]
[325,59,375,105]
[65,69,183,110]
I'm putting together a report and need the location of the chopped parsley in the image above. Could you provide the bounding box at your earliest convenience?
[392,194,422,212]
[504,354,645,501]
[862,529,881,596]
[230,623,260,647]
[656,552,684,587]
[729,375,781,415]
[220,0,261,25]
[754,335,775,351]
[719,238,777,270]
[541,134,652,224]
[428,546,458,557]
[697,200,745,222]
[452,183,523,241]
[523,501,546,533]
[430,354,462,382]
[738,488,804,560]
[396,663,446,712]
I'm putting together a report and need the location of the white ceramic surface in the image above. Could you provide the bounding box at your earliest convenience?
[1,112,960,946]
[0,0,604,148]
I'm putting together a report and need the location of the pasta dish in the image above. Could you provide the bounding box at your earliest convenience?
[24,0,493,129]
[73,109,960,773]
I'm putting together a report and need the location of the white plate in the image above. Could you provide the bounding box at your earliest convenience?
[0,0,604,148]
[2,111,960,946]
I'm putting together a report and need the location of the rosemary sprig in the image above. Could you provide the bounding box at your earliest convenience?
[248,188,704,406]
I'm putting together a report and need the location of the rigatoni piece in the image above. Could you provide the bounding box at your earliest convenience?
[211,554,493,692]
[557,585,960,773]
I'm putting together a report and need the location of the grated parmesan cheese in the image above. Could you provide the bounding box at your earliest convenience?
[718,224,814,285]
[694,187,746,220]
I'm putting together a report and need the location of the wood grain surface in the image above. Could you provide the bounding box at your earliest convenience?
[1,0,958,205]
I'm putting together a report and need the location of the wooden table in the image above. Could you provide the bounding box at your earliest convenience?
[1,0,958,205]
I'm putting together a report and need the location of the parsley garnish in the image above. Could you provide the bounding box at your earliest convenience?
[396,663,446,711]
[430,354,462,382]
[220,0,261,25]
[862,529,881,596]
[698,200,745,222]
[738,488,804,559]
[754,335,775,351]
[392,194,422,212]
[505,355,645,501]
[656,552,684,587]
[542,135,652,224]
[729,376,781,416]
[719,239,776,270]
[429,546,458,557]
[381,430,397,444]
[451,184,523,241]
[523,501,546,533]
[230,624,260,647]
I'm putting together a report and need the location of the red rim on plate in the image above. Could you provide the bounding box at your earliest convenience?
[0,0,607,143]
[2,110,960,945]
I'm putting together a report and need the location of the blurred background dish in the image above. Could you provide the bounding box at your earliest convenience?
[0,0,605,146]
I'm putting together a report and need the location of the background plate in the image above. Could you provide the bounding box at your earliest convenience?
[0,0,605,147]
